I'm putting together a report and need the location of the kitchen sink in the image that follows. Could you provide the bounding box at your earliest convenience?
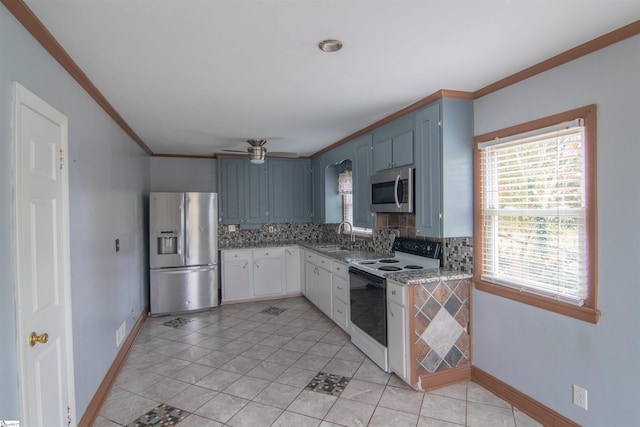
[315,245,350,252]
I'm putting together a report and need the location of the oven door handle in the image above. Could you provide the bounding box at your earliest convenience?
[394,174,401,208]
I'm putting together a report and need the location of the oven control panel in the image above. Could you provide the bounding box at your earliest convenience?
[392,237,441,259]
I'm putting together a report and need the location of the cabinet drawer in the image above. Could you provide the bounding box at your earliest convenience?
[332,261,347,278]
[316,254,331,269]
[333,297,348,329]
[387,281,406,306]
[333,276,348,302]
[222,250,252,262]
[253,247,284,259]
[305,250,319,265]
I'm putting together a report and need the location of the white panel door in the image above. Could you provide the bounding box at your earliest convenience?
[13,82,75,426]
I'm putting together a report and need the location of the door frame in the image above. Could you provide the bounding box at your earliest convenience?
[12,81,76,425]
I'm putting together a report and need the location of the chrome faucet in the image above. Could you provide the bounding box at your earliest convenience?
[337,221,355,242]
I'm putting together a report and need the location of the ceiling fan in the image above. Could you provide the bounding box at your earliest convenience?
[220,139,298,164]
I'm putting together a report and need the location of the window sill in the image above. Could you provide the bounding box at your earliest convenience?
[473,277,600,324]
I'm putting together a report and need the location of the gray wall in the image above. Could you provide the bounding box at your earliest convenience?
[151,157,217,192]
[472,35,640,426]
[0,5,150,421]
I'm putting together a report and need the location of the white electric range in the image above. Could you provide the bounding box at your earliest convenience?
[348,237,441,371]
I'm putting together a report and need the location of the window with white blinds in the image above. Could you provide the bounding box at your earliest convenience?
[478,119,588,305]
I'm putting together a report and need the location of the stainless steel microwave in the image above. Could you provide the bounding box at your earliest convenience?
[370,167,414,213]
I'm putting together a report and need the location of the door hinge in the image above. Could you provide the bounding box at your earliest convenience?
[438,120,442,127]
[59,148,65,170]
[439,212,443,219]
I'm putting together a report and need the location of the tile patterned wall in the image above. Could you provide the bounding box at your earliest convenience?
[412,278,470,377]
[218,219,474,273]
[443,237,474,274]
[376,213,474,273]
[218,222,398,254]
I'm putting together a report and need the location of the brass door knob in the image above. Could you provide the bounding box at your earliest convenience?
[28,332,48,347]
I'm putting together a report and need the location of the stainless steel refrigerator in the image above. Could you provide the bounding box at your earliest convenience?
[149,192,218,316]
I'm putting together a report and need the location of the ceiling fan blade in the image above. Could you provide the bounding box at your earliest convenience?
[267,151,299,158]
[221,149,247,153]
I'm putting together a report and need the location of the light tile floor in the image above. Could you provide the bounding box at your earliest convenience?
[96,297,542,427]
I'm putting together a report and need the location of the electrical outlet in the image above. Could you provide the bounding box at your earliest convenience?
[573,384,588,410]
[116,321,126,347]
[268,226,274,233]
[228,224,237,232]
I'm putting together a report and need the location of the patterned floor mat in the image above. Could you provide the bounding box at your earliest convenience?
[162,318,195,328]
[126,404,188,426]
[306,372,351,396]
[260,306,288,315]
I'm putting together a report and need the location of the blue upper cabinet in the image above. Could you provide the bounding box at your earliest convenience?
[268,159,311,223]
[311,156,325,224]
[353,133,373,228]
[372,113,415,172]
[414,98,473,238]
[245,162,269,224]
[218,158,245,224]
[219,157,309,225]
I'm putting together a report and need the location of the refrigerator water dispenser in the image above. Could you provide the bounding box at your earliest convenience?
[157,235,178,255]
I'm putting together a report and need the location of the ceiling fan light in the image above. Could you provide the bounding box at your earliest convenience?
[248,146,266,164]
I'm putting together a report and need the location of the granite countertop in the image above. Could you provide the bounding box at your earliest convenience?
[219,241,388,263]
[386,268,472,285]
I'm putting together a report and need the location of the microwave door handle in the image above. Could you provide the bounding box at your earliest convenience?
[394,174,401,208]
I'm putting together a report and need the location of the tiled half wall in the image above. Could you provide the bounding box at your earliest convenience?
[412,278,470,378]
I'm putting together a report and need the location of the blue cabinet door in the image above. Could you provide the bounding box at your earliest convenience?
[245,162,269,224]
[268,160,290,223]
[218,158,245,225]
[268,159,311,223]
[291,160,311,222]
[353,134,373,228]
[311,156,325,223]
[372,138,393,172]
[414,103,441,237]
[372,113,415,172]
[391,130,414,168]
[414,98,473,238]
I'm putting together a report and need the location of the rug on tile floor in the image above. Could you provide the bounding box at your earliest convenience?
[162,318,194,328]
[260,306,288,315]
[306,372,350,396]
[126,404,188,427]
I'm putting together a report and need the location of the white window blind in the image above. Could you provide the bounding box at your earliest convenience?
[478,120,587,305]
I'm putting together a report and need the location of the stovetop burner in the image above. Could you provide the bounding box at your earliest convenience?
[378,266,402,271]
[349,237,441,278]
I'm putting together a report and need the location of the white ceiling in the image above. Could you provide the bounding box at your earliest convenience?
[22,0,640,157]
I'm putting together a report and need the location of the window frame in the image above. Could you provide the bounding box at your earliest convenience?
[473,105,600,323]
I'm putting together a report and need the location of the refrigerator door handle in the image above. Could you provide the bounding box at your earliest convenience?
[184,196,189,260]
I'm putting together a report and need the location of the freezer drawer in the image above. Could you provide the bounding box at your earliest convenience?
[150,265,218,316]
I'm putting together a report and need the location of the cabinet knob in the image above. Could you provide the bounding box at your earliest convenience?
[391,290,396,295]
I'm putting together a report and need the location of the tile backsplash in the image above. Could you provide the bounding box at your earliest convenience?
[218,221,473,273]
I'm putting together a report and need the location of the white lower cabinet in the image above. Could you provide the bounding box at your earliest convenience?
[221,246,300,303]
[221,250,252,301]
[284,246,302,294]
[332,261,349,332]
[253,248,284,297]
[387,279,409,382]
[303,250,333,317]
